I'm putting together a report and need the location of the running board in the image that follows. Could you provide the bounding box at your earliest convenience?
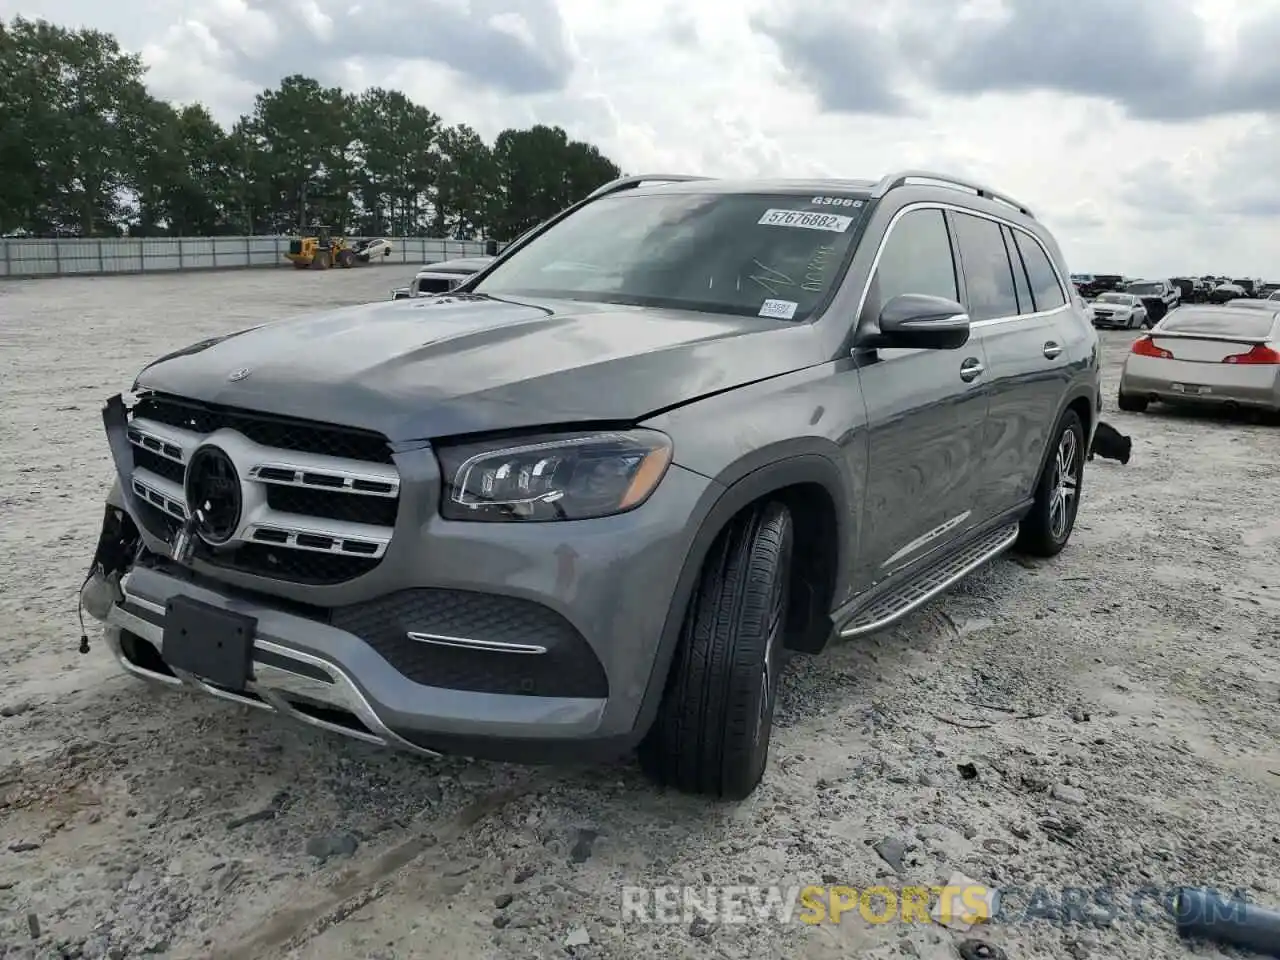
[838,523,1019,637]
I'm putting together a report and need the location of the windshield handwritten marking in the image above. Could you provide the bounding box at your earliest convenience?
[802,243,837,292]
[748,259,796,296]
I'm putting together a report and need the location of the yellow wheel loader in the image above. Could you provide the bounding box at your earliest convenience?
[284,226,358,270]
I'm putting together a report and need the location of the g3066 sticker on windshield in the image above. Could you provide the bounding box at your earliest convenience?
[757,208,854,233]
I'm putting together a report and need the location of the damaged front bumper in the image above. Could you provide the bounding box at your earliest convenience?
[81,494,448,757]
[100,566,436,754]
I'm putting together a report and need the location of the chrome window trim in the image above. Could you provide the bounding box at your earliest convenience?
[850,200,1071,331]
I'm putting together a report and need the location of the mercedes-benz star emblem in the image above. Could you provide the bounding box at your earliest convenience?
[184,445,243,545]
[228,367,251,382]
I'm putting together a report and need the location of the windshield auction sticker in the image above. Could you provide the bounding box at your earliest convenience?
[758,209,854,232]
[758,298,799,319]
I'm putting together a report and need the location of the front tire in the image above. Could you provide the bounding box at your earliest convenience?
[1016,410,1084,558]
[638,502,793,800]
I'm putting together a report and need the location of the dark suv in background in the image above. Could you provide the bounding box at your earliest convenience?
[83,170,1102,800]
[1172,277,1207,303]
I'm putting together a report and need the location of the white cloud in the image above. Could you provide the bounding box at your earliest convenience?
[6,0,1280,277]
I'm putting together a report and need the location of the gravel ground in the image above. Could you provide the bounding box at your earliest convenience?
[2,269,1278,960]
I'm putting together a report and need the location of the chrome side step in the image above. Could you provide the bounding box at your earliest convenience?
[838,523,1019,637]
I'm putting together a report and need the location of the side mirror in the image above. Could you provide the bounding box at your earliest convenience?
[870,294,971,349]
[391,287,411,300]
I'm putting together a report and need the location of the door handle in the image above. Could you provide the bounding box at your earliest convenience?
[959,357,984,382]
[1043,341,1063,359]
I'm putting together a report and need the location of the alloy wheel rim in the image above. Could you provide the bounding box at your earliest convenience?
[1049,429,1079,540]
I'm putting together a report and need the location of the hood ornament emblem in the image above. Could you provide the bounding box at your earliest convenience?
[227,367,251,382]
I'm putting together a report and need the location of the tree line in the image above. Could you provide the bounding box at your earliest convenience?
[0,17,623,241]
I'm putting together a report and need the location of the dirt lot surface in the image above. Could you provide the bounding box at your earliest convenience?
[2,269,1278,960]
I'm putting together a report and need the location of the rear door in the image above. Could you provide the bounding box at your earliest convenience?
[949,211,1072,519]
[853,206,990,586]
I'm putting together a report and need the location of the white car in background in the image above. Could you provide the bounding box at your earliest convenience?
[1088,292,1147,329]
[354,238,393,262]
[391,256,494,299]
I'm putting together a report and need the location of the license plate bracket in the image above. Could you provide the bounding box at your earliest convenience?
[1171,383,1210,395]
[162,595,257,691]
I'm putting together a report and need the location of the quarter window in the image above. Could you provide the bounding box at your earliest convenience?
[951,212,1020,321]
[1002,225,1033,315]
[1012,230,1066,311]
[863,208,958,320]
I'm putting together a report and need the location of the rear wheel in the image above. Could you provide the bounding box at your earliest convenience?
[638,502,793,800]
[337,249,356,268]
[1117,391,1148,413]
[1016,410,1084,557]
[310,250,330,270]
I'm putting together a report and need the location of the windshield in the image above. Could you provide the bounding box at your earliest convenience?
[1160,309,1276,338]
[473,192,868,320]
[1231,279,1251,287]
[1096,293,1132,305]
[1126,282,1162,294]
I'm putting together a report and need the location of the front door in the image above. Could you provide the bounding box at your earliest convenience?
[853,206,990,588]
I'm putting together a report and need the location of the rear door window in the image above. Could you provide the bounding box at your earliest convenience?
[950,212,1020,321]
[1012,230,1066,312]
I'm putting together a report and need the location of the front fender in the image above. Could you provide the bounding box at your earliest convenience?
[629,450,854,740]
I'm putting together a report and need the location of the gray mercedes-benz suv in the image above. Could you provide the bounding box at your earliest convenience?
[81,171,1101,800]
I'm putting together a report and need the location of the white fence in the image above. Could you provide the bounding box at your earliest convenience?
[0,236,500,279]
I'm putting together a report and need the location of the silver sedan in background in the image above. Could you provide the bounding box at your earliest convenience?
[1088,292,1147,329]
[1118,304,1280,418]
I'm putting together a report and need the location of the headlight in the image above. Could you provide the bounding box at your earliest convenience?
[436,429,673,521]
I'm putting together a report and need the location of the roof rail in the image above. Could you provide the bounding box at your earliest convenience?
[587,173,712,201]
[871,169,1035,220]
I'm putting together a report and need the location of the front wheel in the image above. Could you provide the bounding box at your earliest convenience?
[638,502,793,800]
[1016,410,1085,558]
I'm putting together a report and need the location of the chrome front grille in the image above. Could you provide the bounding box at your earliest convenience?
[127,394,400,585]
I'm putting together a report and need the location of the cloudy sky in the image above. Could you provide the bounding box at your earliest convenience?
[8,0,1280,278]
